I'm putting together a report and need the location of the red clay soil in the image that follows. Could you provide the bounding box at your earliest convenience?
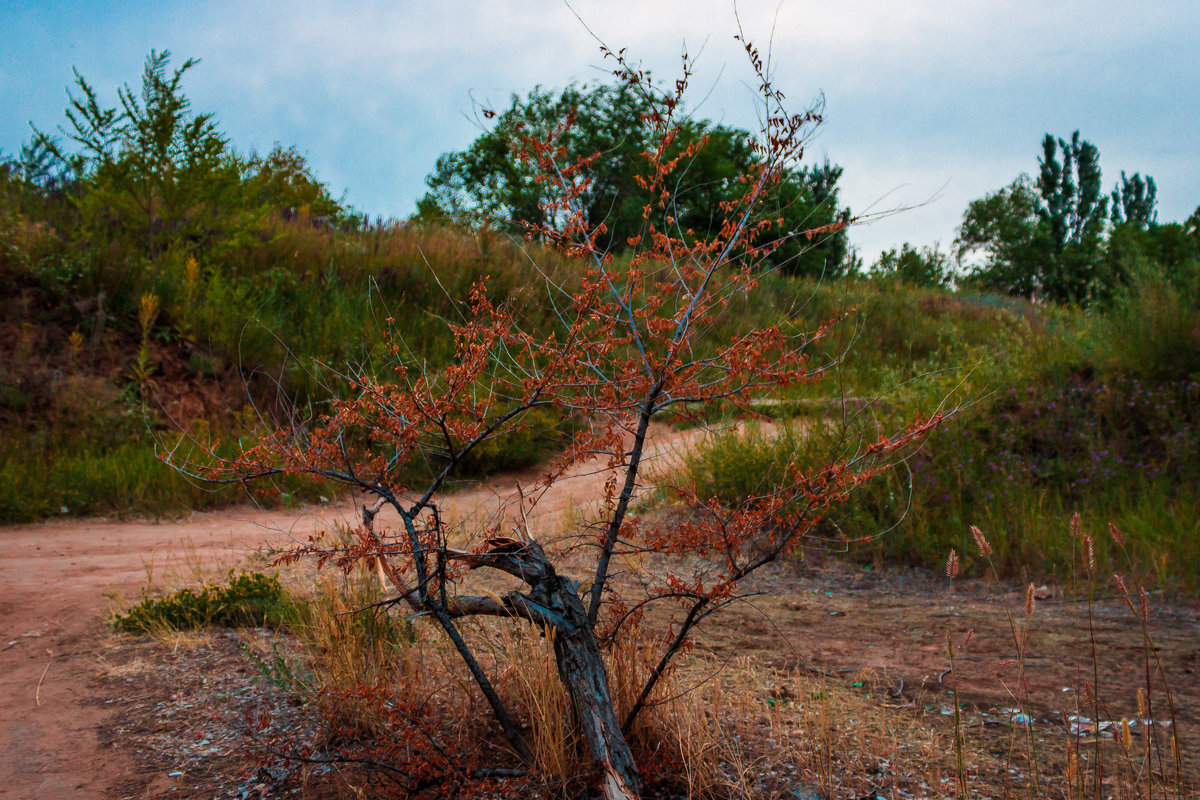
[695,559,1200,729]
[0,423,704,799]
[2,421,1197,798]
[0,505,318,799]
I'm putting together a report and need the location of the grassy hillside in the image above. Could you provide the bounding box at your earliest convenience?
[0,192,578,521]
[5,162,1199,589]
[677,264,1200,588]
[3,51,1198,589]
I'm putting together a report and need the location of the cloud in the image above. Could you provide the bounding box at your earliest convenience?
[2,0,1196,261]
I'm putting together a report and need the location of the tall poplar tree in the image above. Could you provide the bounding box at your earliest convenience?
[957,130,1150,304]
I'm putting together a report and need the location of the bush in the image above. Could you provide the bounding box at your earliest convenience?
[678,422,832,509]
[1087,256,1200,382]
[113,571,291,634]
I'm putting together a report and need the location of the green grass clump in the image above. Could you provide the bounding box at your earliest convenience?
[673,276,1200,589]
[0,427,335,524]
[113,571,292,634]
[677,422,834,508]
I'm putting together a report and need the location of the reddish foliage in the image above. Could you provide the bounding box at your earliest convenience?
[168,34,940,800]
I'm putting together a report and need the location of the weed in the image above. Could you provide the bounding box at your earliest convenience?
[113,570,291,634]
[950,518,1194,800]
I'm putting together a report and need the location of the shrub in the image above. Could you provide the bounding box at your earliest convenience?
[678,422,833,509]
[1088,256,1200,382]
[113,570,291,634]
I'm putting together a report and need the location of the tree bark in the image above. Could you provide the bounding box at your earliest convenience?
[449,542,641,798]
[543,575,642,800]
[523,568,643,800]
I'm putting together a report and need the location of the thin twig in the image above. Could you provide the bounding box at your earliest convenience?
[35,651,52,707]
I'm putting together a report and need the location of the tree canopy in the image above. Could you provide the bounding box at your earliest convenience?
[955,130,1177,304]
[418,81,854,278]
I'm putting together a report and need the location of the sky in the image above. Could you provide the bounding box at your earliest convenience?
[2,0,1197,264]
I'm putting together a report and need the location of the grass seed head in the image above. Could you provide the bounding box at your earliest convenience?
[1113,572,1134,611]
[944,548,960,580]
[969,525,992,558]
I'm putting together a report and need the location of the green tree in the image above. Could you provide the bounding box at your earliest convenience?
[239,144,350,225]
[1097,176,1200,302]
[1037,131,1107,254]
[417,82,652,247]
[29,50,349,257]
[1110,171,1157,229]
[956,131,1153,304]
[955,174,1048,299]
[763,160,856,278]
[1033,131,1109,302]
[1104,216,1200,288]
[418,81,852,277]
[870,242,953,287]
[32,50,241,256]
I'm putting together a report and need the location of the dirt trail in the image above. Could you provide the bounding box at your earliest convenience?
[4,419,1197,797]
[0,423,705,799]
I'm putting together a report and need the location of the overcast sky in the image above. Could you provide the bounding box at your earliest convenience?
[2,0,1197,263]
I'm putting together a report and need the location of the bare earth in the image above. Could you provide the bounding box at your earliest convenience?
[1,423,1196,798]
[0,424,703,799]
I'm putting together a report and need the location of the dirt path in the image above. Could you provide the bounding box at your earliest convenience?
[0,423,705,799]
[0,504,329,799]
[3,419,1197,797]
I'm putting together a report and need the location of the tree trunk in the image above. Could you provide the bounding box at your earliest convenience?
[448,541,641,798]
[542,576,642,800]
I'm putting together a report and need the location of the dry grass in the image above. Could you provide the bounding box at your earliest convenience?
[488,622,584,784]
[649,656,951,799]
[462,617,954,799]
[286,573,426,737]
[106,511,1195,799]
[254,515,1197,798]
